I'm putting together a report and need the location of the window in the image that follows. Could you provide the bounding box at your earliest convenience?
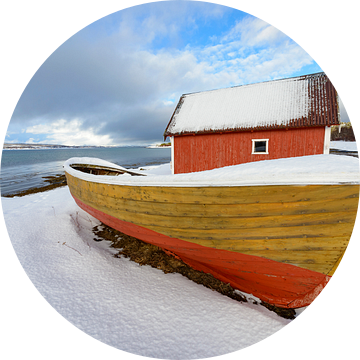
[252,139,269,154]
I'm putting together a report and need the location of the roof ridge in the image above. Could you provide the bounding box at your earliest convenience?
[182,72,326,97]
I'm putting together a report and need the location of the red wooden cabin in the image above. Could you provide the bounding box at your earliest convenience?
[164,72,339,174]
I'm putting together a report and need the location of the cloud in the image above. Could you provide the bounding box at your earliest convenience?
[8,3,319,146]
[9,35,210,145]
[193,16,314,85]
[25,118,113,146]
[224,17,287,46]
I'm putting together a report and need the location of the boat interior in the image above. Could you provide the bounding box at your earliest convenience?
[70,164,146,177]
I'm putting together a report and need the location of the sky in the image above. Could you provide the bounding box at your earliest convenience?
[4,1,344,146]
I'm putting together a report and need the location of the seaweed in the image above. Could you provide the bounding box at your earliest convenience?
[93,223,296,319]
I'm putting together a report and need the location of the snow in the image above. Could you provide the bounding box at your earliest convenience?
[1,185,291,359]
[330,141,358,152]
[167,75,311,134]
[65,154,360,187]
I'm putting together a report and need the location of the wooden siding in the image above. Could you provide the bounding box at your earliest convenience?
[173,127,325,174]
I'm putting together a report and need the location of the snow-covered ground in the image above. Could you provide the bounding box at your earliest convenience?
[2,158,360,359]
[2,185,290,359]
[330,140,358,152]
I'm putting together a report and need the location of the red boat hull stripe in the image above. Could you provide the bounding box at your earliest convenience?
[72,194,330,308]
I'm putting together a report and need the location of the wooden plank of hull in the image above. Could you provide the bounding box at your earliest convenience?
[65,172,358,307]
[67,173,358,202]
[72,188,357,217]
[71,193,356,230]
[92,182,358,205]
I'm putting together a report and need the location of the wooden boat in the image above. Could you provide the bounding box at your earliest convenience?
[64,155,359,309]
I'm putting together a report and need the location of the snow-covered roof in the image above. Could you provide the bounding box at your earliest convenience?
[164,72,339,137]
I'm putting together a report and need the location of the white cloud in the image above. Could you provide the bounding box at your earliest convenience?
[109,1,227,52]
[25,119,113,146]
[224,17,286,47]
[182,15,314,87]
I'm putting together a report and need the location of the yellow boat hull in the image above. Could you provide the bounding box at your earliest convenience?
[66,170,358,308]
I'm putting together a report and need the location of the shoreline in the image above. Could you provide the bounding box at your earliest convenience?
[1,174,67,198]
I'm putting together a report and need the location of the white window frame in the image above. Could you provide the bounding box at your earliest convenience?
[252,139,269,154]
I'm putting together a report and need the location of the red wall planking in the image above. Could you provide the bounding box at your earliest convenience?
[173,127,326,174]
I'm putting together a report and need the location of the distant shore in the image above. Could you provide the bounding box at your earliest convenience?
[146,142,171,149]
[3,143,111,150]
[2,143,160,150]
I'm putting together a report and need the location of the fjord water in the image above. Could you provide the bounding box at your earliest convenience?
[0,147,171,196]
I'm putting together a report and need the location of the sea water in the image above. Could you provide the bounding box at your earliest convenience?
[0,147,171,196]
